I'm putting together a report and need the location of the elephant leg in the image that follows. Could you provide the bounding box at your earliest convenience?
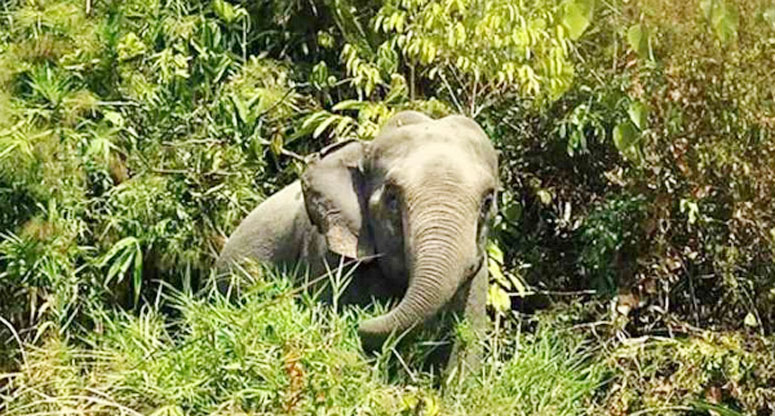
[446,263,488,379]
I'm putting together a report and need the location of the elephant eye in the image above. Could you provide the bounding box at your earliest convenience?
[480,192,495,218]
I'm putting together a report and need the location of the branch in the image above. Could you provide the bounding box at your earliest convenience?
[438,70,465,114]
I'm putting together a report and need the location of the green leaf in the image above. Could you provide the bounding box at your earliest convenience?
[149,405,185,416]
[626,24,649,60]
[562,0,595,40]
[613,121,639,152]
[508,273,529,297]
[103,111,124,128]
[613,121,643,163]
[627,101,649,130]
[715,2,739,44]
[700,0,739,44]
[99,237,138,267]
[690,400,745,416]
[488,284,511,314]
[117,32,147,61]
[231,94,249,125]
[311,61,330,88]
[212,0,237,24]
[537,189,553,205]
[488,258,508,288]
[699,0,714,20]
[313,115,339,138]
[335,117,354,135]
[270,134,284,156]
[680,198,700,225]
[764,7,775,28]
[503,202,522,222]
[487,241,504,264]
[133,244,143,305]
[331,100,364,111]
[744,312,759,327]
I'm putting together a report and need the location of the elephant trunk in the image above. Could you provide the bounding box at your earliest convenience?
[359,185,477,346]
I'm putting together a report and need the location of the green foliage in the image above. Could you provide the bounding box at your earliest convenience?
[371,0,579,108]
[1,0,775,413]
[491,0,775,338]
[701,0,739,44]
[626,23,651,60]
[600,332,775,414]
[1,271,606,415]
[579,194,647,294]
[561,0,595,40]
[0,0,316,357]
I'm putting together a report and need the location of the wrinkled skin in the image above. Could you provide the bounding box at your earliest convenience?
[217,111,499,374]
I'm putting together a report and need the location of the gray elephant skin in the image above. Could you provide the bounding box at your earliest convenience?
[216,111,499,372]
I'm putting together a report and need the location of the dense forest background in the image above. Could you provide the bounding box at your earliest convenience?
[1,0,774,414]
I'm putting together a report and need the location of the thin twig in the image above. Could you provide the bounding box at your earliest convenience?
[438,70,464,114]
[277,147,308,163]
[95,101,141,107]
[469,73,478,117]
[535,289,598,296]
[681,261,700,327]
[409,64,415,100]
[151,168,188,175]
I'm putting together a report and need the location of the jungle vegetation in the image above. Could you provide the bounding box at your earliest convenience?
[1,0,774,414]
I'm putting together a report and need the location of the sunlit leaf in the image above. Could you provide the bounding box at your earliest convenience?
[332,100,364,111]
[270,134,284,155]
[562,0,595,40]
[764,7,775,28]
[313,115,339,138]
[700,0,738,44]
[231,94,249,124]
[714,2,739,44]
[626,24,649,60]
[679,199,700,225]
[117,32,147,61]
[212,0,237,24]
[508,272,529,297]
[103,111,124,128]
[537,189,553,205]
[487,240,504,264]
[744,312,759,328]
[488,284,511,314]
[627,101,649,130]
[422,395,440,416]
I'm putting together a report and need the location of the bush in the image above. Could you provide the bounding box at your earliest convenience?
[486,0,775,334]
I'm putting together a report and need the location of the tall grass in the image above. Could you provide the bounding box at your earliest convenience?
[0,267,606,415]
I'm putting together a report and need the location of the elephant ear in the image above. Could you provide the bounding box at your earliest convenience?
[301,140,373,260]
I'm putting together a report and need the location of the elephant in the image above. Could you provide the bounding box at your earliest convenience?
[216,110,499,374]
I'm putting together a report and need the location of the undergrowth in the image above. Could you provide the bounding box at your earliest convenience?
[1,268,607,415]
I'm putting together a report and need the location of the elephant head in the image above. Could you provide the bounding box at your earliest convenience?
[301,111,499,345]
